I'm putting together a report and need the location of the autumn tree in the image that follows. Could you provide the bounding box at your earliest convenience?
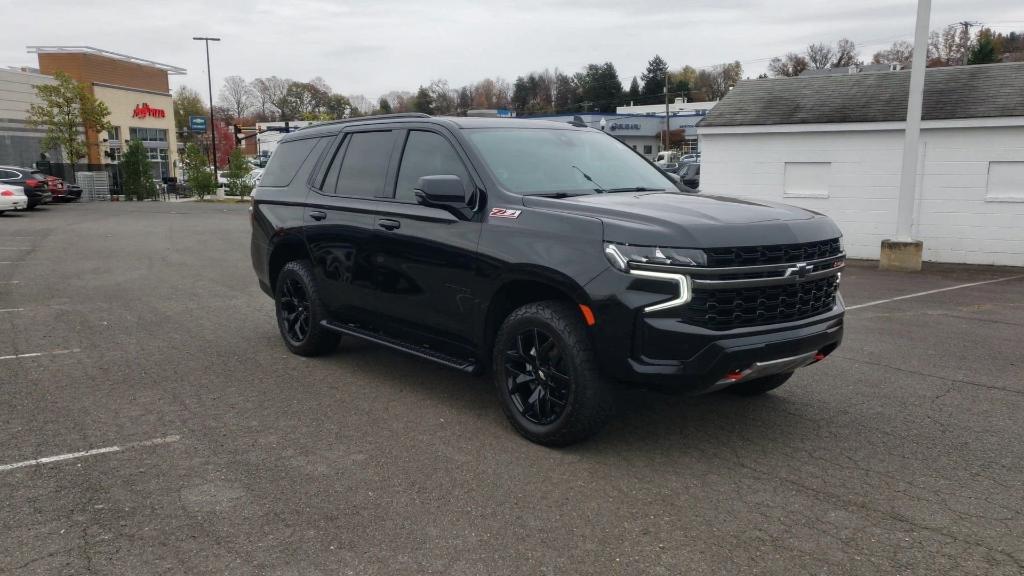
[173,85,206,133]
[27,71,112,169]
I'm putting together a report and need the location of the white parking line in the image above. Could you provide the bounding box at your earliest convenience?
[846,274,1024,310]
[0,308,24,313]
[0,435,181,472]
[0,348,80,361]
[0,280,20,284]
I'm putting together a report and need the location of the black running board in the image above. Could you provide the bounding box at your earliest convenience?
[321,320,477,373]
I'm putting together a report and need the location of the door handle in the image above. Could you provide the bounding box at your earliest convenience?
[378,218,401,231]
[309,210,327,221]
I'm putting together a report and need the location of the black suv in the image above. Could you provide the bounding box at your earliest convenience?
[0,165,53,209]
[250,114,845,445]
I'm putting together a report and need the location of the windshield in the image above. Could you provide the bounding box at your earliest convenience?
[465,128,672,195]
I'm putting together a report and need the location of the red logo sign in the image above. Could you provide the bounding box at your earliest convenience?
[132,103,166,119]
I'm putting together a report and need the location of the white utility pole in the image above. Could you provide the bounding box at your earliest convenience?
[894,0,931,242]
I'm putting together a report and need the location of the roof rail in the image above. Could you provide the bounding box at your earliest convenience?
[308,112,431,129]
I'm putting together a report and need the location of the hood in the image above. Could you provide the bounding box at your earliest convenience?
[523,192,842,247]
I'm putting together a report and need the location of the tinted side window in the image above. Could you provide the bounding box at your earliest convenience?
[394,131,470,203]
[335,131,394,198]
[0,169,18,180]
[261,138,319,187]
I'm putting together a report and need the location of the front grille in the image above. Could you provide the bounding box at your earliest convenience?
[682,275,839,330]
[704,238,842,268]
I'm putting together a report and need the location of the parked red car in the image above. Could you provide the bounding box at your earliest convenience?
[45,175,81,202]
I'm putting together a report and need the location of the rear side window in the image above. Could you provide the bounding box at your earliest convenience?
[394,131,470,203]
[334,131,394,198]
[261,138,319,187]
[0,169,19,180]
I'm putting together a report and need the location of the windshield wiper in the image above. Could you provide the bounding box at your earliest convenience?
[603,186,667,193]
[571,165,607,193]
[531,191,590,198]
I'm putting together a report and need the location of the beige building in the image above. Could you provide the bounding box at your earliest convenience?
[29,46,185,179]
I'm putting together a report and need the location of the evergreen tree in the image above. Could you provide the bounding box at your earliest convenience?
[377,97,393,114]
[628,76,640,100]
[640,55,669,97]
[413,86,434,114]
[120,140,156,201]
[968,29,1000,64]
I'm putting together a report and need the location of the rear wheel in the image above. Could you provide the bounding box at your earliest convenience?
[274,260,340,357]
[493,300,613,446]
[726,372,793,396]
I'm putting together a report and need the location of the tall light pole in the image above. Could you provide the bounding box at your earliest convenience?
[193,36,220,174]
[884,0,930,271]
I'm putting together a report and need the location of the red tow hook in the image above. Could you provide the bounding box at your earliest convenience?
[812,352,827,363]
[724,370,744,382]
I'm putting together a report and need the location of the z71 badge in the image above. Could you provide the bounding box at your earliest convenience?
[490,208,522,219]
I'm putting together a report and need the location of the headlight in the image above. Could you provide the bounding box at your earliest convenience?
[603,242,706,271]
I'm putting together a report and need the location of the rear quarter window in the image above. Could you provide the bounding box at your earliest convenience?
[261,138,320,187]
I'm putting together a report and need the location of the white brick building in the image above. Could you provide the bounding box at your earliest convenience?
[698,63,1024,267]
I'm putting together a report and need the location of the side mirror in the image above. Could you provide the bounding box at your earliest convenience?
[414,175,468,206]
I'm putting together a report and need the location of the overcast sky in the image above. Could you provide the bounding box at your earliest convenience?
[3,0,1023,102]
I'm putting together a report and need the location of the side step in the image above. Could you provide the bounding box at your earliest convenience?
[321,320,477,373]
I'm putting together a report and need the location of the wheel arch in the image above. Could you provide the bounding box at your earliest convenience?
[481,267,593,359]
[267,235,310,292]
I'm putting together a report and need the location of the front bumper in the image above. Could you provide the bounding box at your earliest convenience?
[584,266,845,393]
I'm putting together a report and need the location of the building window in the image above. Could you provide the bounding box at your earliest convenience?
[129,127,168,142]
[784,162,830,198]
[986,161,1024,202]
[106,126,121,143]
[631,145,637,151]
[642,145,653,155]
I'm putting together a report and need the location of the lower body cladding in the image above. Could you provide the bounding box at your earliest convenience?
[585,267,844,394]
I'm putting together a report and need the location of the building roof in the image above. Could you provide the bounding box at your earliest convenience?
[25,46,186,75]
[800,63,905,77]
[701,62,1024,127]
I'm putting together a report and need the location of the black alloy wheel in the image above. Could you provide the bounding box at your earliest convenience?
[278,276,311,345]
[493,300,613,446]
[504,328,571,425]
[274,260,339,357]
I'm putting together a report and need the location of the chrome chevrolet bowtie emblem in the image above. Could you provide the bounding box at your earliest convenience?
[784,263,813,278]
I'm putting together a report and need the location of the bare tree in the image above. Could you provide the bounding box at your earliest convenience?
[806,43,835,69]
[251,76,292,120]
[346,94,373,115]
[218,75,254,121]
[768,53,810,77]
[832,38,860,68]
[872,40,914,65]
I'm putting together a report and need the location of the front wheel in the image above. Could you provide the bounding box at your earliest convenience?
[493,300,613,446]
[274,260,340,357]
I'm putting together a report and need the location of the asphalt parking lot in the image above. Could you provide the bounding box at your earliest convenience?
[1,201,1023,575]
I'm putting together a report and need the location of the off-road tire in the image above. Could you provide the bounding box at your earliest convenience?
[493,300,614,446]
[274,260,340,357]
